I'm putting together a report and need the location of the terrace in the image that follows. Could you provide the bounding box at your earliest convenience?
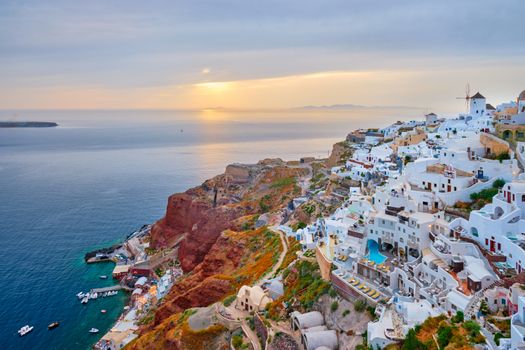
[331,269,390,303]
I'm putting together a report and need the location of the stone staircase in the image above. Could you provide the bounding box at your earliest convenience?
[464,280,506,320]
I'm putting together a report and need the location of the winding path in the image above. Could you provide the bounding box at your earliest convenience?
[242,319,261,350]
[258,227,288,283]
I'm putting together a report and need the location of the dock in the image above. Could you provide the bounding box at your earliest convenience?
[90,285,125,294]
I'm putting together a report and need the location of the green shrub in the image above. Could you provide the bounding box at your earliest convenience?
[232,335,243,349]
[342,309,350,317]
[329,288,337,298]
[331,301,339,312]
[470,187,498,201]
[493,178,506,188]
[496,152,510,162]
[270,177,296,189]
[401,329,425,350]
[463,320,481,335]
[437,325,453,348]
[223,294,236,307]
[494,332,504,345]
[451,311,464,323]
[354,299,367,312]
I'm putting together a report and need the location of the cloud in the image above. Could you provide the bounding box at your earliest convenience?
[0,0,524,109]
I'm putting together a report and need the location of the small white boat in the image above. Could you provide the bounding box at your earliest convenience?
[18,325,34,336]
[102,292,108,297]
[101,309,107,314]
[99,275,108,279]
[76,292,84,299]
[89,328,99,334]
[81,296,89,304]
[90,292,98,299]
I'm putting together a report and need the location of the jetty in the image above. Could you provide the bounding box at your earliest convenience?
[89,285,131,294]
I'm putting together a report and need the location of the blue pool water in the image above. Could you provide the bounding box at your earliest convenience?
[366,239,387,264]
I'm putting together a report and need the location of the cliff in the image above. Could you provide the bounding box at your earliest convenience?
[150,159,307,272]
[128,227,283,349]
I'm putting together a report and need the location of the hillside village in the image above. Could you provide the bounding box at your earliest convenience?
[97,89,525,350]
[281,89,525,350]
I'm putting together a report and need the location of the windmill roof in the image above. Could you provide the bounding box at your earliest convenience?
[486,104,496,110]
[471,92,485,99]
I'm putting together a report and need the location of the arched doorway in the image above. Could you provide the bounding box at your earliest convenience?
[502,129,513,140]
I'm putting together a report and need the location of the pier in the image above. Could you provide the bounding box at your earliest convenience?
[89,285,131,294]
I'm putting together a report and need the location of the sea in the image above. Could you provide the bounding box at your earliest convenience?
[0,108,422,349]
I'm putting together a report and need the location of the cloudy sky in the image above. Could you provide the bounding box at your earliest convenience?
[1,0,524,111]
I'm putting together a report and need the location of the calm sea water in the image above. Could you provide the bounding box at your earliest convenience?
[0,108,422,349]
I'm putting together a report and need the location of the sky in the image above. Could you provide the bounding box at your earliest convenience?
[0,0,524,112]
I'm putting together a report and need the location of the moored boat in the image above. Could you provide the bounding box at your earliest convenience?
[99,275,108,279]
[18,325,34,336]
[89,328,99,334]
[48,322,60,330]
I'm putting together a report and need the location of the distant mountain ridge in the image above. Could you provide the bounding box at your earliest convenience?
[294,104,421,110]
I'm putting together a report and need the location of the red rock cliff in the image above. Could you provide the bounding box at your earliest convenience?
[150,160,307,272]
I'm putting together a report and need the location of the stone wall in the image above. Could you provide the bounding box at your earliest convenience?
[315,246,333,281]
[480,132,510,155]
[253,314,268,346]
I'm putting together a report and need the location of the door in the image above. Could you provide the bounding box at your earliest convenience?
[447,185,451,192]
[490,240,496,253]
[507,191,512,203]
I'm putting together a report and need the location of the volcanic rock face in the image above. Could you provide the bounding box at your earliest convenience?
[150,194,248,272]
[130,160,313,349]
[150,160,307,272]
[154,232,246,322]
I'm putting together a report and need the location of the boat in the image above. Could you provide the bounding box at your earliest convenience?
[48,322,60,330]
[76,292,85,299]
[102,292,108,297]
[99,275,108,279]
[89,328,99,334]
[90,292,98,299]
[18,325,34,336]
[81,296,89,304]
[101,310,107,314]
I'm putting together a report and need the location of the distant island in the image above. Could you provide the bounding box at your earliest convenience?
[0,121,58,128]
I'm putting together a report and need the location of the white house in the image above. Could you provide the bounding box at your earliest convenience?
[235,285,272,312]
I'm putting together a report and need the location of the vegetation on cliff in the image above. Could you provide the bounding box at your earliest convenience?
[266,259,330,320]
[126,309,228,350]
[131,227,284,349]
[383,315,485,350]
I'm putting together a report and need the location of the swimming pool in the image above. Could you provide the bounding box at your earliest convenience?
[366,239,387,264]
